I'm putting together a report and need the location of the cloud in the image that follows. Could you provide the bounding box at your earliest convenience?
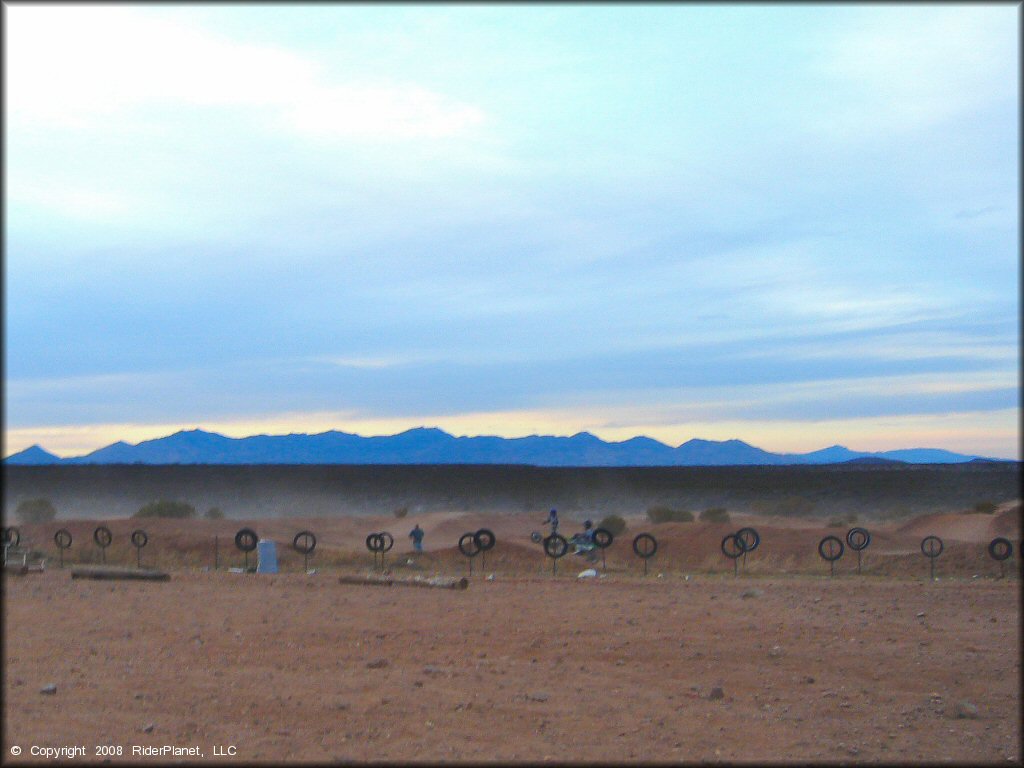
[6,5,485,141]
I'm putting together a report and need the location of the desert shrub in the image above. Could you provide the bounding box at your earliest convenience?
[133,500,196,519]
[393,506,409,519]
[597,514,626,536]
[698,507,730,524]
[972,500,997,514]
[827,517,845,528]
[647,506,694,524]
[204,507,225,520]
[16,498,57,524]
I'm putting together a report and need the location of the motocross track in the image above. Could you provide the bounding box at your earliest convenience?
[3,506,1021,764]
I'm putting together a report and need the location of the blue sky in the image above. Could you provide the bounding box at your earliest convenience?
[4,4,1020,458]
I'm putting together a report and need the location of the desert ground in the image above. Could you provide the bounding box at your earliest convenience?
[3,504,1021,764]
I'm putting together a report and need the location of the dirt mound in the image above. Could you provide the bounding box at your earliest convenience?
[896,511,1014,544]
[991,503,1021,539]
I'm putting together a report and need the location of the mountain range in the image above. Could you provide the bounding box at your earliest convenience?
[3,428,1009,466]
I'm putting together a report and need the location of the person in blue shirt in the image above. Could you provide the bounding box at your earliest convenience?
[543,508,559,535]
[409,524,424,552]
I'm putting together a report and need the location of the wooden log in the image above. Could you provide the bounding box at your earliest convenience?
[338,573,468,590]
[71,565,170,581]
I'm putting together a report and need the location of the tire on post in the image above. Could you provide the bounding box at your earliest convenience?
[632,533,658,559]
[846,527,871,550]
[473,528,496,552]
[293,530,317,555]
[543,533,568,559]
[458,532,481,558]
[988,536,1012,561]
[235,528,259,552]
[818,535,844,561]
[721,533,744,559]
[920,535,943,558]
[735,527,760,553]
[592,528,614,549]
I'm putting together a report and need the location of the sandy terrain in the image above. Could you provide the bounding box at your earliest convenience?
[3,506,1021,764]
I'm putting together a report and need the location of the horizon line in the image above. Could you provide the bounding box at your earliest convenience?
[4,424,1012,462]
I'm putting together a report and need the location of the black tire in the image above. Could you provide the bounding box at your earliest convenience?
[721,533,743,559]
[54,529,72,549]
[735,527,760,553]
[987,537,1012,561]
[3,527,20,546]
[474,528,496,551]
[293,530,317,555]
[846,527,871,551]
[235,528,259,553]
[93,526,113,548]
[379,532,394,553]
[458,532,480,557]
[131,530,148,548]
[543,533,568,559]
[592,528,613,549]
[818,535,844,562]
[920,535,943,558]
[632,533,658,559]
[366,533,383,553]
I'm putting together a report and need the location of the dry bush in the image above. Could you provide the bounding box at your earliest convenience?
[15,498,57,524]
[647,506,694,524]
[698,507,730,524]
[598,514,627,536]
[133,500,196,519]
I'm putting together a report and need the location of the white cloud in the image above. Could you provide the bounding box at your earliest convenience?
[6,5,485,140]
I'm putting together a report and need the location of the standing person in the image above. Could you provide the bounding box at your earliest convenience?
[409,523,424,553]
[543,508,559,535]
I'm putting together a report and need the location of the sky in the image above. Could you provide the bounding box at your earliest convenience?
[3,3,1020,459]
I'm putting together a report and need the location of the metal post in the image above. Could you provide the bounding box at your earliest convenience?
[733,558,738,577]
[857,550,862,574]
[930,557,934,581]
[214,535,219,571]
[830,560,834,578]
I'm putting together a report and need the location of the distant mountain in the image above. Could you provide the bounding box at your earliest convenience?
[842,456,908,465]
[3,427,1008,466]
[3,444,63,465]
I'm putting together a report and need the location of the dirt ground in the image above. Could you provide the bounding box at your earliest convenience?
[3,508,1021,764]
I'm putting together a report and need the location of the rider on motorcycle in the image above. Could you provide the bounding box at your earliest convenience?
[572,519,597,560]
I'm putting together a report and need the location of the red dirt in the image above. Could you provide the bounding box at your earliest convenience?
[3,509,1021,764]
[3,573,1020,764]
